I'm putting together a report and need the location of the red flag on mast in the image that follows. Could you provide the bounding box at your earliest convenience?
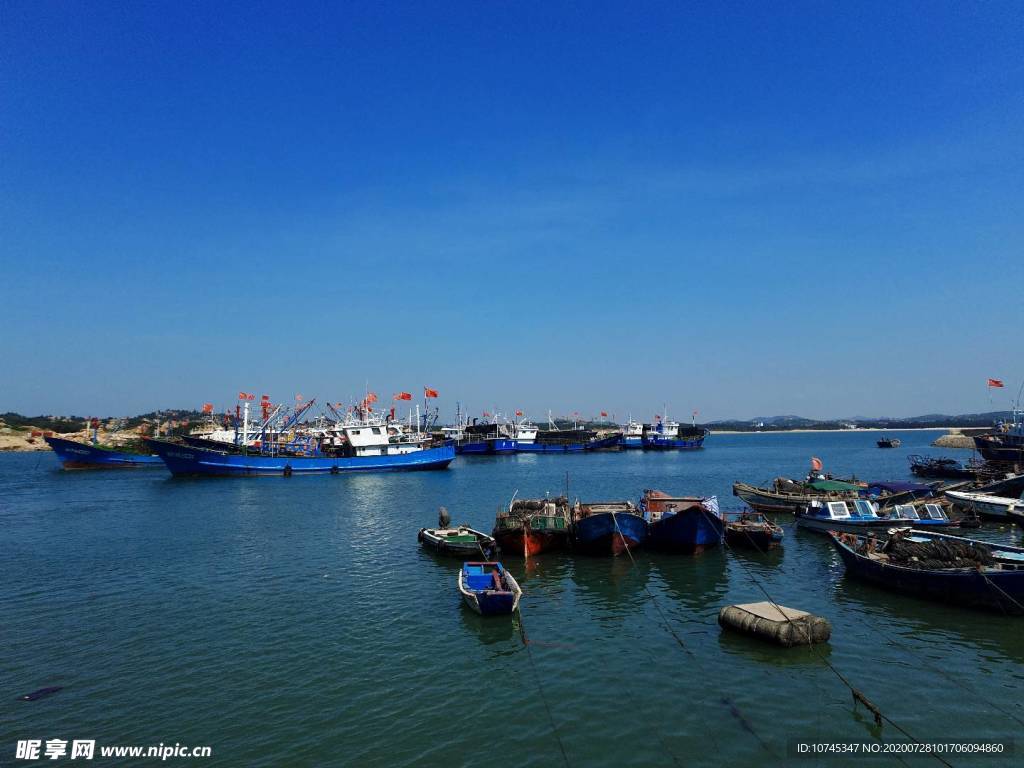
[394,392,413,401]
[988,378,1005,388]
[424,387,439,398]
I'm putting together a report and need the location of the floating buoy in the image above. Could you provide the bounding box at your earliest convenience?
[718,602,831,647]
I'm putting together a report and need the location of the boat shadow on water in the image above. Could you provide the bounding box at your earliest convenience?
[459,607,517,649]
[830,576,1024,663]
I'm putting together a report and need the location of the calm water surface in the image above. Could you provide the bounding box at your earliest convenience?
[3,430,1023,766]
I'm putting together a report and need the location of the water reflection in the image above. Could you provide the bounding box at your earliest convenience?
[650,550,730,610]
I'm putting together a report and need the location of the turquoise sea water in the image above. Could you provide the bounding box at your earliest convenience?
[2,430,1023,767]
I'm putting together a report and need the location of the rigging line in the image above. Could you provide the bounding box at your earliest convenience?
[515,610,572,768]
[608,513,749,761]
[704,508,954,768]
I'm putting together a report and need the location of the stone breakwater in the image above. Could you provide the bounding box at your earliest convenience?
[932,429,982,450]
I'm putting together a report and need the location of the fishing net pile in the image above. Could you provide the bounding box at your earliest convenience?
[870,531,995,570]
[510,497,568,515]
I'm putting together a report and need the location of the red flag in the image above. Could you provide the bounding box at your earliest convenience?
[811,457,823,472]
[988,378,1005,388]
[366,392,378,404]
[424,387,439,398]
[600,411,608,417]
[389,406,396,420]
[238,392,248,400]
[202,403,213,413]
[515,410,524,417]
[483,411,492,417]
[394,392,413,401]
[261,394,270,401]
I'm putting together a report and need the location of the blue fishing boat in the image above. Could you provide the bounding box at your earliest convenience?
[145,438,455,476]
[829,528,1024,615]
[571,501,647,556]
[798,499,957,534]
[44,435,163,469]
[640,490,724,554]
[641,411,708,450]
[458,562,522,616]
[618,418,644,449]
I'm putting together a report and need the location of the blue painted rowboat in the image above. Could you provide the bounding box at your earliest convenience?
[44,435,163,469]
[144,438,455,476]
[458,562,522,616]
[571,501,647,556]
[828,529,1024,615]
[641,490,724,554]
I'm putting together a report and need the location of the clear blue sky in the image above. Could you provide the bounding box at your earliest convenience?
[2,1,1022,421]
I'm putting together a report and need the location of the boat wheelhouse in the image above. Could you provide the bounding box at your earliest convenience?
[619,418,644,449]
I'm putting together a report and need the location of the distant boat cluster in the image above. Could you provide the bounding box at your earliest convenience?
[42,397,709,475]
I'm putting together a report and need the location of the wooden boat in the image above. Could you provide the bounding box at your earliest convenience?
[458,562,522,616]
[492,496,571,556]
[571,500,647,556]
[908,455,985,480]
[418,526,497,558]
[945,489,1024,521]
[44,435,163,469]
[640,490,723,554]
[798,499,957,534]
[876,436,901,448]
[732,479,860,514]
[828,528,1024,614]
[722,510,784,550]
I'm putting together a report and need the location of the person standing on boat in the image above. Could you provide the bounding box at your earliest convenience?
[438,506,451,529]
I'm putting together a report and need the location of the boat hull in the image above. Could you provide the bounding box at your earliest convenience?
[44,436,163,469]
[974,435,1024,463]
[418,528,496,558]
[618,435,644,449]
[146,439,455,476]
[642,435,706,450]
[725,527,783,550]
[456,438,517,455]
[829,533,1024,614]
[946,491,1024,520]
[518,434,622,453]
[493,527,569,557]
[647,508,724,554]
[572,512,647,556]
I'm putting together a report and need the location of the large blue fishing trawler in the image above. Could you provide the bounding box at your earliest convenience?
[517,414,621,453]
[146,398,455,476]
[641,411,708,449]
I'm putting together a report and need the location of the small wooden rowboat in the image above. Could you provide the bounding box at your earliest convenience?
[722,510,784,550]
[458,562,522,616]
[418,526,497,558]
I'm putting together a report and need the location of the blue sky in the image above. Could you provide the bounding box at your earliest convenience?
[2,1,1022,421]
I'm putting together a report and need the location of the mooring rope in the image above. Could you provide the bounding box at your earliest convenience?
[704,507,954,768]
[515,609,572,768]
[608,511,759,760]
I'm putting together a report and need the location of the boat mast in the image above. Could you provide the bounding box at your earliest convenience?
[242,400,250,455]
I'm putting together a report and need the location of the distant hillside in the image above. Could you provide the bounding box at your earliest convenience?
[706,411,1012,432]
